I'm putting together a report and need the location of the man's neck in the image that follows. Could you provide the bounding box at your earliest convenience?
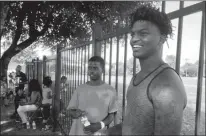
[139,53,164,73]
[88,79,104,86]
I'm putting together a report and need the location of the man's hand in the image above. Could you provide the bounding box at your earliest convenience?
[69,108,86,119]
[84,122,101,134]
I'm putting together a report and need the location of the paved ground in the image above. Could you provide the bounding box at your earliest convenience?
[0,102,63,136]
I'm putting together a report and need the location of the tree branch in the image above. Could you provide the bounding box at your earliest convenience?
[12,3,27,46]
[37,7,54,37]
[3,36,38,59]
[0,2,9,38]
[27,10,38,37]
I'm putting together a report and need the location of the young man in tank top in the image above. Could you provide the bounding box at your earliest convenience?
[66,56,118,135]
[104,4,187,135]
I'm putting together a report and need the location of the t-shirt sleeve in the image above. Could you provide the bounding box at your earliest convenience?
[108,88,118,113]
[67,90,78,110]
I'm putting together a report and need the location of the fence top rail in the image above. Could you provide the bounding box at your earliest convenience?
[100,2,205,40]
[167,1,204,20]
[26,60,42,63]
[45,58,56,62]
[60,41,93,52]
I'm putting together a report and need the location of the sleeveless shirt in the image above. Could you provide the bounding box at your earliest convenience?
[122,63,171,135]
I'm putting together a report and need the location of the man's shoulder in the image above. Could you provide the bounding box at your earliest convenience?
[149,68,186,104]
[75,84,89,91]
[102,83,116,91]
[78,83,116,92]
[152,67,182,86]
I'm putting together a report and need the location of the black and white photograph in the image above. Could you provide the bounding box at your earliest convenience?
[0,1,205,136]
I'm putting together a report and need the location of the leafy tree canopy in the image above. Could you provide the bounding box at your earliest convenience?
[0,1,157,76]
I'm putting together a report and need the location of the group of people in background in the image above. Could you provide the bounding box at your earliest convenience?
[0,65,54,130]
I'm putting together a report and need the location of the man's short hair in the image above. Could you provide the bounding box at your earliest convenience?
[61,76,67,80]
[88,56,105,71]
[130,4,173,40]
[43,76,52,87]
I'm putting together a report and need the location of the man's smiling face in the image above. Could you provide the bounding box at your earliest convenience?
[130,20,163,59]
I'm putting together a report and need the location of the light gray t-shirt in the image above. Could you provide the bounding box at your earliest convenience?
[67,83,118,135]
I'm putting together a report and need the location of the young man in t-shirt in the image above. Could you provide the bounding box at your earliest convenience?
[66,56,118,135]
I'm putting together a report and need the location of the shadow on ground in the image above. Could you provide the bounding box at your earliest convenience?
[0,103,62,136]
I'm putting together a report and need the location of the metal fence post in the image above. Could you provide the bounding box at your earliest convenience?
[37,57,42,83]
[25,61,29,81]
[43,56,47,78]
[175,1,184,74]
[32,59,35,79]
[92,22,103,57]
[53,40,65,132]
[194,5,205,135]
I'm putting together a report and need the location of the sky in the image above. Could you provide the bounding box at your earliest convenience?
[163,1,203,65]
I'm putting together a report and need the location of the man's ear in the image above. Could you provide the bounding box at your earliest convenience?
[159,35,166,45]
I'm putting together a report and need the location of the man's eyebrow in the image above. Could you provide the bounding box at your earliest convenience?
[131,28,148,32]
[140,29,149,31]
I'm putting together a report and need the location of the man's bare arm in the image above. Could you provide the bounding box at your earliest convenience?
[152,87,184,135]
[102,112,115,126]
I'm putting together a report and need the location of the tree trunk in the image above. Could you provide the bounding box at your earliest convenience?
[0,56,11,78]
[0,2,9,78]
[0,37,38,78]
[0,2,51,79]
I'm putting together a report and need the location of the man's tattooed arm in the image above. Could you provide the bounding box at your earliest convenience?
[152,88,184,135]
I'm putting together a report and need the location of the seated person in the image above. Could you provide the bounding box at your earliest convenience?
[17,79,42,129]
[42,76,53,130]
[13,87,27,119]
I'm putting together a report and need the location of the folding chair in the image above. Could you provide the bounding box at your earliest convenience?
[15,105,44,129]
[27,104,47,123]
